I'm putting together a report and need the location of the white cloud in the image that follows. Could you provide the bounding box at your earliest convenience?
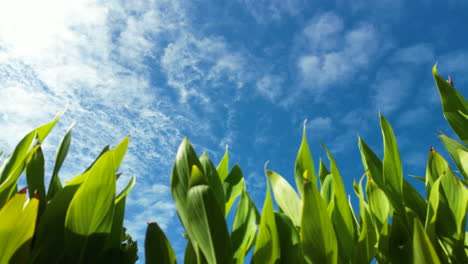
[297,13,380,94]
[391,43,434,65]
[161,33,249,104]
[303,12,344,52]
[239,0,304,23]
[256,75,283,101]
[307,117,333,135]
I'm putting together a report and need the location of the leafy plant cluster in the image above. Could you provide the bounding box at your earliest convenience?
[0,116,138,263]
[0,66,467,263]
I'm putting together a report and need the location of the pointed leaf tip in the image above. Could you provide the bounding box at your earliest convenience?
[18,187,28,194]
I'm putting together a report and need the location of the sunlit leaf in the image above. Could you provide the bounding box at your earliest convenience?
[295,123,317,198]
[252,176,280,264]
[0,189,39,263]
[267,169,301,227]
[433,64,468,145]
[231,190,258,264]
[301,172,338,264]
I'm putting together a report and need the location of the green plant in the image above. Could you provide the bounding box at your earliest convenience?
[146,65,467,263]
[0,114,137,263]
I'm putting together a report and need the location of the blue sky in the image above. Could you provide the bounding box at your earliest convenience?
[0,0,467,261]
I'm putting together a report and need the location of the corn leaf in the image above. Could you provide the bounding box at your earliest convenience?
[301,174,338,264]
[320,174,334,206]
[216,146,229,182]
[318,158,330,185]
[433,64,468,145]
[186,184,233,264]
[0,189,39,263]
[252,176,280,264]
[439,134,468,184]
[354,178,377,264]
[223,164,245,216]
[322,144,356,261]
[275,212,302,263]
[380,114,405,216]
[48,122,75,201]
[199,153,227,216]
[267,169,301,227]
[145,222,176,264]
[231,190,259,264]
[26,147,46,216]
[295,125,317,199]
[65,150,116,236]
[413,217,441,264]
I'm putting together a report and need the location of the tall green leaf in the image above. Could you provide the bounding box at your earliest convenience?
[267,169,301,227]
[252,176,280,264]
[413,217,441,264]
[231,190,259,264]
[322,144,356,261]
[439,134,468,184]
[295,124,317,198]
[275,212,302,263]
[145,222,176,264]
[65,150,116,236]
[216,146,229,182]
[223,164,245,216]
[380,114,405,216]
[301,172,338,264]
[433,64,468,145]
[186,184,233,264]
[48,122,75,201]
[26,147,46,216]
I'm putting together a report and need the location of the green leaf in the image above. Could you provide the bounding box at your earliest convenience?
[26,147,47,216]
[365,178,390,231]
[425,176,441,244]
[186,184,233,264]
[231,190,259,264]
[0,189,39,263]
[318,158,330,185]
[0,141,39,208]
[413,217,441,264]
[199,153,226,216]
[171,138,203,240]
[223,164,245,216]
[439,134,468,183]
[252,176,280,264]
[403,179,426,222]
[216,146,229,182]
[47,122,75,201]
[275,212,302,263]
[456,148,468,185]
[322,144,356,261]
[433,64,468,144]
[109,176,136,251]
[320,174,334,206]
[380,114,405,215]
[295,123,317,199]
[301,174,338,264]
[32,176,84,263]
[267,169,301,227]
[354,177,378,264]
[65,150,116,236]
[145,222,176,264]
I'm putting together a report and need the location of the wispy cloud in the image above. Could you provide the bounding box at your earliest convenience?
[296,12,380,95]
[256,74,283,101]
[239,0,305,23]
